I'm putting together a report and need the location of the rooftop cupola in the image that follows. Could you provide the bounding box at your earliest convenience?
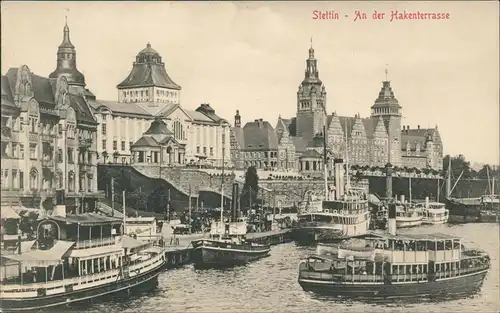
[49,19,86,87]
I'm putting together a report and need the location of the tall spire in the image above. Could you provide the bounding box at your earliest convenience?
[309,37,314,58]
[59,16,74,49]
[49,18,86,87]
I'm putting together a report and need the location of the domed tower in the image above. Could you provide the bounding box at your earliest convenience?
[370,69,402,167]
[117,43,181,116]
[296,41,327,143]
[49,19,86,94]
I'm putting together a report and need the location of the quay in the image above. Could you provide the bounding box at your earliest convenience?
[160,226,293,268]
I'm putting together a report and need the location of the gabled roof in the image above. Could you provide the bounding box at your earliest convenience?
[88,99,152,117]
[300,149,322,158]
[131,136,159,148]
[291,136,308,153]
[242,119,278,151]
[68,94,97,124]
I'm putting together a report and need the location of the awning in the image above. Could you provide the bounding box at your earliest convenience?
[121,235,146,250]
[140,246,163,255]
[3,240,75,267]
[50,213,122,226]
[68,245,123,260]
[12,206,40,218]
[1,206,21,220]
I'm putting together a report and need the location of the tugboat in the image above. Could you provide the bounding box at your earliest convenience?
[297,202,490,299]
[191,219,271,268]
[0,191,166,312]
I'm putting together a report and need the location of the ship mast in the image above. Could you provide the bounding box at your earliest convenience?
[323,119,328,200]
[446,157,452,198]
[345,119,350,191]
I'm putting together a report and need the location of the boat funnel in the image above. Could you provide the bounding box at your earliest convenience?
[53,190,67,218]
[388,202,397,236]
[400,194,405,203]
[425,196,429,206]
[385,164,393,199]
[334,159,345,200]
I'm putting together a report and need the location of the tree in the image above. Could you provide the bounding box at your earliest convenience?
[102,151,108,163]
[127,191,148,211]
[240,166,259,210]
[443,154,474,179]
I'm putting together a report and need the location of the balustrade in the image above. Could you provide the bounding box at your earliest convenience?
[74,237,116,249]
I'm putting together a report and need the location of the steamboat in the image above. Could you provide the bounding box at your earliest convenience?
[415,199,449,225]
[297,203,490,299]
[295,122,370,244]
[0,191,166,312]
[191,219,270,268]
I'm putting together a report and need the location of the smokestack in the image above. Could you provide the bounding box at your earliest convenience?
[425,196,429,207]
[400,194,405,203]
[385,164,393,199]
[334,159,344,200]
[231,183,239,222]
[388,203,397,236]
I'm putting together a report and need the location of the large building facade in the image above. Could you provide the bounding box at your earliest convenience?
[89,44,231,167]
[1,22,101,212]
[230,45,443,174]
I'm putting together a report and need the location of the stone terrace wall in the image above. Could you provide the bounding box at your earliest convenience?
[134,165,237,198]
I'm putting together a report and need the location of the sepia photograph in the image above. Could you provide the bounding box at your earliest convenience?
[0,1,499,312]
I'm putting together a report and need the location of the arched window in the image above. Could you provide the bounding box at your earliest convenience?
[68,171,75,191]
[29,168,38,190]
[173,120,184,140]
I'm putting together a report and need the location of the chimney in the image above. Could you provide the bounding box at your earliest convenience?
[418,125,420,130]
[257,118,264,128]
[388,203,397,236]
[400,194,405,203]
[385,164,393,199]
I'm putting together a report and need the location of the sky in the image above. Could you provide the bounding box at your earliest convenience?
[1,1,499,165]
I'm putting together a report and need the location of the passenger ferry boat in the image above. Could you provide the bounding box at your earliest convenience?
[373,202,423,229]
[297,203,490,299]
[191,220,270,268]
[415,201,449,225]
[295,159,371,244]
[0,193,166,312]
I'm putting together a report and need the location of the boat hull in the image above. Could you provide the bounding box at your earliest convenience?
[0,264,163,312]
[396,219,423,228]
[191,243,270,268]
[294,227,345,244]
[298,269,488,299]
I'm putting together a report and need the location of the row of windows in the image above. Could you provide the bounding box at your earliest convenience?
[102,140,134,152]
[3,116,77,138]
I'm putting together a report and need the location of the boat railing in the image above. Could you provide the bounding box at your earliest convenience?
[74,236,116,249]
[1,252,164,295]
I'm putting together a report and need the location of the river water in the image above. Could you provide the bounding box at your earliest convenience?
[84,223,499,313]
